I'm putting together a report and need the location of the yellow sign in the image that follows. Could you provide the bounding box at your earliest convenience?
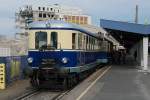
[0,63,6,89]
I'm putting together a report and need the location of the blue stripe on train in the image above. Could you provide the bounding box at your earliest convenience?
[28,51,108,68]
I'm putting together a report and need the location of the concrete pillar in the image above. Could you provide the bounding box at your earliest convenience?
[142,37,149,70]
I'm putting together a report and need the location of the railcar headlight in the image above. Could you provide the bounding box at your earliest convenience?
[61,57,68,64]
[27,57,33,63]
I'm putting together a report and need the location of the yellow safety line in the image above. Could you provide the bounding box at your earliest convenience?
[76,66,111,100]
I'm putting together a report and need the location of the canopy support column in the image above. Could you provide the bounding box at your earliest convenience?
[141,36,149,71]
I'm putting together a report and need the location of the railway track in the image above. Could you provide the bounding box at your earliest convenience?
[14,89,39,100]
[14,66,106,100]
[14,88,71,100]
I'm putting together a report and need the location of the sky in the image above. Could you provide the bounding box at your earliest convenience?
[0,0,150,37]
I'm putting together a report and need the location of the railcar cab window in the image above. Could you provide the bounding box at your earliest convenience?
[51,32,58,49]
[35,31,47,49]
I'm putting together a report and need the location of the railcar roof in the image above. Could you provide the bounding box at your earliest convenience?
[80,24,119,45]
[28,20,100,38]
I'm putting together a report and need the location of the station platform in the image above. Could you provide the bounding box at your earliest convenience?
[0,79,31,100]
[81,65,150,100]
[62,64,150,100]
[0,64,150,100]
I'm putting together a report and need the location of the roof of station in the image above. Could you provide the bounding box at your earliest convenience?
[100,19,150,35]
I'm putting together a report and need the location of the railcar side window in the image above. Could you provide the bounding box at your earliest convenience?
[35,31,47,49]
[84,35,86,50]
[101,40,108,51]
[88,36,91,50]
[86,36,88,50]
[51,32,58,49]
[78,33,82,49]
[72,33,76,49]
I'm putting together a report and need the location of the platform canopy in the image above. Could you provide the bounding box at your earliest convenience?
[100,19,150,49]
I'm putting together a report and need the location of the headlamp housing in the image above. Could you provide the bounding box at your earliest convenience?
[27,57,33,63]
[61,57,68,64]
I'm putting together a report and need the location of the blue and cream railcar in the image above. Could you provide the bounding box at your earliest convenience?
[27,20,112,88]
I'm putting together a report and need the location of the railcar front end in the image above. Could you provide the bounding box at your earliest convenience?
[27,20,112,89]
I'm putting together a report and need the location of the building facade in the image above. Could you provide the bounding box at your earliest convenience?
[15,4,91,35]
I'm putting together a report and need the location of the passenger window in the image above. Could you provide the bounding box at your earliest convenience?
[101,40,108,51]
[84,35,86,50]
[88,36,91,50]
[35,31,47,49]
[86,36,88,50]
[72,33,76,49]
[78,33,82,49]
[51,32,58,49]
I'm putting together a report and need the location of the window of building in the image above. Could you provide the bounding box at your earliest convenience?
[84,17,88,24]
[43,7,45,11]
[51,15,54,18]
[48,14,50,17]
[76,16,79,20]
[39,13,42,17]
[51,32,58,49]
[80,17,83,21]
[38,7,41,10]
[68,16,71,20]
[35,31,47,49]
[47,8,49,11]
[64,15,67,20]
[72,33,76,49]
[43,13,46,18]
[50,8,53,11]
[72,16,75,20]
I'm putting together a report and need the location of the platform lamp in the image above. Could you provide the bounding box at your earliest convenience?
[135,0,139,24]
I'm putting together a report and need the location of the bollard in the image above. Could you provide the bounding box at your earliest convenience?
[0,63,6,89]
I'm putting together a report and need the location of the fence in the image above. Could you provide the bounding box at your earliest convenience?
[0,56,28,86]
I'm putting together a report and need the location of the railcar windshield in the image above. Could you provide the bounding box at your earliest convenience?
[35,31,47,49]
